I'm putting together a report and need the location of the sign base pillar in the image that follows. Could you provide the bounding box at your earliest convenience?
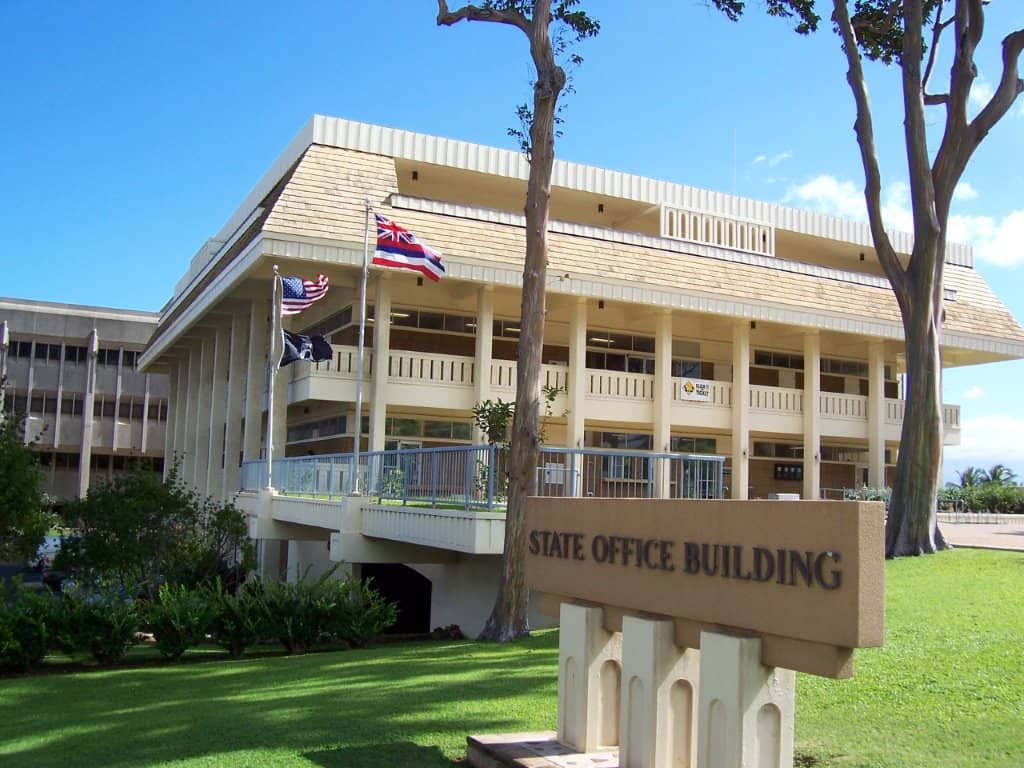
[696,630,795,768]
[558,602,623,752]
[620,615,699,768]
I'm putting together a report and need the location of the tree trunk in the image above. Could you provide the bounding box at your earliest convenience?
[885,277,949,557]
[477,8,562,642]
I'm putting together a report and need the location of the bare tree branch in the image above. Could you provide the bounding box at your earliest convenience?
[900,0,941,267]
[970,28,1024,145]
[831,0,905,298]
[436,1,530,34]
[922,3,953,100]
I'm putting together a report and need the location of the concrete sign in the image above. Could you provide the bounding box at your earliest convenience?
[525,498,885,679]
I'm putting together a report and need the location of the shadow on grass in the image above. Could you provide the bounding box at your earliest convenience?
[305,741,457,768]
[0,633,561,768]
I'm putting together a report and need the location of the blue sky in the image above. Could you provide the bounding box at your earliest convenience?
[2,1,1022,482]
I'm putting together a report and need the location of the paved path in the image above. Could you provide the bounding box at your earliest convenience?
[939,521,1024,551]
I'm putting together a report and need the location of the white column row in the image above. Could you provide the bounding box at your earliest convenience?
[162,299,272,499]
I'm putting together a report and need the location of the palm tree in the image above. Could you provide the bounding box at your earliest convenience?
[984,464,1017,487]
[956,467,984,488]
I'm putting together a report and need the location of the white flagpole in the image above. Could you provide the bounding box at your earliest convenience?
[264,265,282,490]
[352,200,372,495]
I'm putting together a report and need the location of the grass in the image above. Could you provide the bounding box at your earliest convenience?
[1,549,1021,767]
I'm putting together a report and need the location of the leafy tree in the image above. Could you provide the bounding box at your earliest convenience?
[438,0,598,640]
[956,466,984,488]
[0,399,49,563]
[983,463,1017,487]
[56,463,254,597]
[711,1,1023,556]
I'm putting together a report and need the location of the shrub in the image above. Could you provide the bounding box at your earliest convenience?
[328,576,398,649]
[0,579,53,671]
[257,568,335,655]
[255,566,397,654]
[145,583,215,660]
[52,583,139,664]
[56,462,255,599]
[203,578,267,659]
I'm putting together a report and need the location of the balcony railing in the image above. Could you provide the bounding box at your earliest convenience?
[241,444,726,510]
[286,344,960,439]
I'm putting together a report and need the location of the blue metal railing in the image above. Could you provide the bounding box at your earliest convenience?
[240,444,725,510]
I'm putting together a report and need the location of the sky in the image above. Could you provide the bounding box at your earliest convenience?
[2,1,1022,483]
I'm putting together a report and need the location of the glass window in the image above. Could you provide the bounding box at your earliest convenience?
[11,340,32,358]
[451,422,473,440]
[418,312,444,330]
[122,350,138,369]
[672,359,702,378]
[64,345,87,363]
[422,421,452,438]
[390,418,421,437]
[97,348,120,366]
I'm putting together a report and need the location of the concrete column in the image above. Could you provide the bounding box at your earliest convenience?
[558,602,623,752]
[173,355,189,472]
[473,286,495,444]
[803,331,821,501]
[620,615,699,768]
[140,373,151,454]
[164,359,179,481]
[112,347,125,452]
[194,337,214,495]
[369,274,392,453]
[223,310,249,497]
[78,330,99,498]
[653,311,673,499]
[868,341,886,488]
[183,343,202,486]
[696,631,795,768]
[243,302,269,463]
[567,299,588,497]
[567,298,587,448]
[731,321,750,500]
[53,343,66,448]
[206,324,230,499]
[0,320,8,415]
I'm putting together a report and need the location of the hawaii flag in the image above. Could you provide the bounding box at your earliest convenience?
[373,214,445,281]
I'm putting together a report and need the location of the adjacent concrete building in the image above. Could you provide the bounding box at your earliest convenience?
[1,298,168,500]
[139,115,1024,634]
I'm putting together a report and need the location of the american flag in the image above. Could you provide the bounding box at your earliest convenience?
[373,214,445,282]
[280,273,329,315]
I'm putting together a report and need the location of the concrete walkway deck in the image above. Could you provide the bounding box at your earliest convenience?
[940,520,1024,551]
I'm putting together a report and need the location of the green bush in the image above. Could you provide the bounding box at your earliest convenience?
[257,569,335,655]
[256,566,397,654]
[328,576,398,649]
[203,578,268,659]
[966,482,1024,514]
[145,583,215,660]
[0,579,54,671]
[52,583,139,664]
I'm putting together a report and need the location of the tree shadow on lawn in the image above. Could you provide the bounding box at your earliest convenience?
[305,741,459,768]
[0,637,560,768]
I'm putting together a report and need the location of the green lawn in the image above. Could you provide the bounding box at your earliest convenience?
[1,549,1021,767]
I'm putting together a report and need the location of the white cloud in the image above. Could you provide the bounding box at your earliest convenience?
[787,173,1024,267]
[944,415,1024,479]
[969,77,994,110]
[962,386,985,400]
[753,151,792,168]
[953,182,979,201]
[786,174,866,220]
[786,174,916,233]
[950,209,1024,267]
